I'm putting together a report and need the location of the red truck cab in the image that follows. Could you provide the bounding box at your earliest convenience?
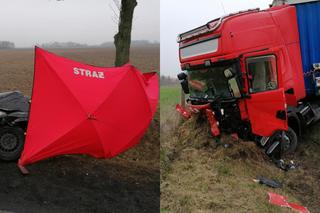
[177,5,320,156]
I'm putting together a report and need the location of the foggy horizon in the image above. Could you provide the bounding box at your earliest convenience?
[0,39,160,49]
[0,0,159,48]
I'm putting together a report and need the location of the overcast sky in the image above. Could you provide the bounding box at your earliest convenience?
[160,0,272,77]
[0,0,159,47]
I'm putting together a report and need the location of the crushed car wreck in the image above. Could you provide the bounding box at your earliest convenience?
[0,91,29,161]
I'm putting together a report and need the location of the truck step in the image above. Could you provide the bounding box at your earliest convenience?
[300,105,315,125]
[266,141,280,155]
[303,103,320,125]
[260,137,270,147]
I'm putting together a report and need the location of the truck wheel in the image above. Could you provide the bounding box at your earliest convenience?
[281,127,298,154]
[265,127,298,157]
[0,127,25,161]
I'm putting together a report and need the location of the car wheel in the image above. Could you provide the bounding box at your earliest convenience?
[0,127,25,161]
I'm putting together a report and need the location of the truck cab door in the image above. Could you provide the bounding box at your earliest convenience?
[243,54,288,137]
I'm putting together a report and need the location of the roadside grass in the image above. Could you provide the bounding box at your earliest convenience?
[161,118,302,213]
[160,85,180,176]
[160,86,180,141]
[160,86,320,212]
[160,85,181,141]
[160,86,180,109]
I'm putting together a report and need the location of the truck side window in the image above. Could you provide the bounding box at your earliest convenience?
[246,55,277,93]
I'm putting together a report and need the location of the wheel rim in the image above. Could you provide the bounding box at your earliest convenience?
[282,133,291,152]
[268,131,292,154]
[0,133,18,152]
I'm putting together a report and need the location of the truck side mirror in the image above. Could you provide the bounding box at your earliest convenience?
[177,72,187,80]
[177,72,189,94]
[181,79,189,94]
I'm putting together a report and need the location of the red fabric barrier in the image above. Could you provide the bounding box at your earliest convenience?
[18,47,158,166]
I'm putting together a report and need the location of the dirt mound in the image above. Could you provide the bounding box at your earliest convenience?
[176,117,215,148]
[164,116,267,166]
[213,139,268,162]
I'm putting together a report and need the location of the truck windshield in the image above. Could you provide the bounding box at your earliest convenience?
[187,62,239,101]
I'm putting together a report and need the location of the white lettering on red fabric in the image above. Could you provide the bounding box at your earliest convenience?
[73,67,105,79]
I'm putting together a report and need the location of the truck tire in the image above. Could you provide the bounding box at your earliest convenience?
[0,127,25,161]
[264,127,298,157]
[281,127,298,154]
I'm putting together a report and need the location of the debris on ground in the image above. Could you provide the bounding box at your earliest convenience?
[274,159,297,171]
[275,159,287,170]
[223,143,233,149]
[268,192,309,213]
[287,160,297,170]
[231,133,239,141]
[253,177,282,188]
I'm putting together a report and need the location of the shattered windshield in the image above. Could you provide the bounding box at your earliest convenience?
[187,62,239,101]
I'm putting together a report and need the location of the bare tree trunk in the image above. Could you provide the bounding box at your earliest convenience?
[114,0,137,67]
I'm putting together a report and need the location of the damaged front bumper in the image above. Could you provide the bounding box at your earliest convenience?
[176,103,220,137]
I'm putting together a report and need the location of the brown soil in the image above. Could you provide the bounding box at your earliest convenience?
[0,156,159,213]
[0,47,160,213]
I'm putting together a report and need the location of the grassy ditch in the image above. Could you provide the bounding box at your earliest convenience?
[160,87,320,213]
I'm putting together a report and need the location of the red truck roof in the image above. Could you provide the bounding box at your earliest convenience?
[179,5,306,104]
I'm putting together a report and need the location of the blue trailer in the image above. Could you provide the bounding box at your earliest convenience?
[289,0,320,96]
